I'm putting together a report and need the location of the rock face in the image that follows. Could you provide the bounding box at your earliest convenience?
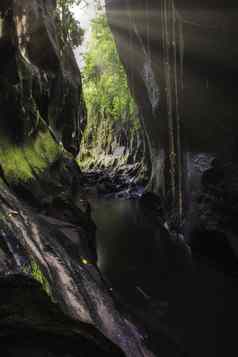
[105,6,238,356]
[0,1,157,356]
[0,178,157,357]
[0,0,85,156]
[0,274,125,357]
[0,0,88,208]
[105,0,238,242]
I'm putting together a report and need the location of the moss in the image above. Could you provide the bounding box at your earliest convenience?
[23,259,51,296]
[0,131,61,184]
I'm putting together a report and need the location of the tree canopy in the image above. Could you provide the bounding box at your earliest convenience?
[80,15,141,167]
[83,15,139,128]
[56,0,85,48]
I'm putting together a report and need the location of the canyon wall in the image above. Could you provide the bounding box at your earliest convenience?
[0,0,85,156]
[0,1,155,356]
[106,0,238,242]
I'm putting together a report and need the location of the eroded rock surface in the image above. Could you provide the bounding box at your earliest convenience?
[0,1,159,356]
[0,178,159,356]
[0,0,85,155]
[105,0,238,260]
[105,3,238,355]
[0,274,125,357]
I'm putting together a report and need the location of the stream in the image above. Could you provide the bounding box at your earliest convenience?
[91,198,164,304]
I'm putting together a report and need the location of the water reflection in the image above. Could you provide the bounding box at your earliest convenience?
[90,197,238,357]
[90,198,190,305]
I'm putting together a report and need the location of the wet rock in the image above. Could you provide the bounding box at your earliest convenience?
[0,273,125,357]
[0,181,156,357]
[82,169,145,200]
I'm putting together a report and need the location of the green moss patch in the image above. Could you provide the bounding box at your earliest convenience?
[0,131,61,184]
[22,259,51,296]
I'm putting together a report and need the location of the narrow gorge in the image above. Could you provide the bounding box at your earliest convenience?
[0,1,238,357]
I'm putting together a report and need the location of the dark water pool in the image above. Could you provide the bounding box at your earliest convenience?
[87,196,238,357]
[89,197,190,305]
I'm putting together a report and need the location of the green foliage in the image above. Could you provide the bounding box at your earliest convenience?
[80,15,141,168]
[0,131,61,183]
[23,259,51,296]
[56,0,85,48]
